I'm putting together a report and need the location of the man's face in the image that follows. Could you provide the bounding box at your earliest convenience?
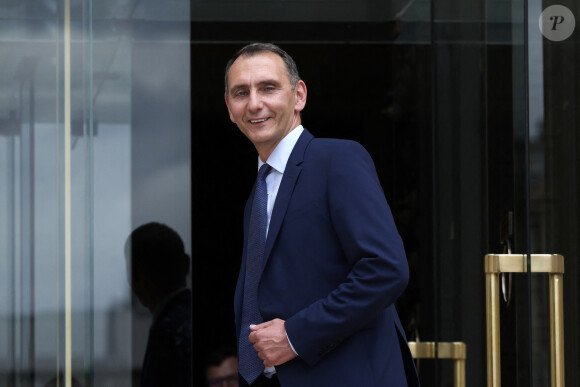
[225,52,306,160]
[206,356,238,387]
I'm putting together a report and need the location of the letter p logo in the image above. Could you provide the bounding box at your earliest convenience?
[540,5,575,41]
[550,15,565,31]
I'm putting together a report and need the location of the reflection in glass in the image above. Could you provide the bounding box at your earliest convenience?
[0,0,191,385]
[125,223,192,387]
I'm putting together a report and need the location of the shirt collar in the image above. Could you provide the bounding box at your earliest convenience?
[258,125,304,174]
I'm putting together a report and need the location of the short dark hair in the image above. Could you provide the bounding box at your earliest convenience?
[205,346,237,369]
[224,42,301,94]
[126,222,189,290]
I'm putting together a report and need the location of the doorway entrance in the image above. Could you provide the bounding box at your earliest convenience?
[190,3,580,384]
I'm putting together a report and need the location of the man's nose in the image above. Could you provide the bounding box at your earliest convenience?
[248,91,263,111]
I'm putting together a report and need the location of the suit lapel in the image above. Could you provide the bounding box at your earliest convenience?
[262,129,314,270]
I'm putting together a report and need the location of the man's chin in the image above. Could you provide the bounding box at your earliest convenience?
[246,128,274,144]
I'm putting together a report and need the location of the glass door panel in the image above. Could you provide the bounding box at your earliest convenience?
[528,1,578,385]
[484,0,579,385]
[0,1,192,385]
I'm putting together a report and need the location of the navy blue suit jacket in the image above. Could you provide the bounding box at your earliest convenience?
[235,130,419,386]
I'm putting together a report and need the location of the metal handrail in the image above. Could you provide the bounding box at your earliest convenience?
[408,341,466,387]
[485,254,565,387]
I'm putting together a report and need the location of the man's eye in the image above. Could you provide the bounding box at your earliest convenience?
[234,90,248,97]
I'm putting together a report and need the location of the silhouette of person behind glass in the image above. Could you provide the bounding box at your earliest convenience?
[125,222,192,387]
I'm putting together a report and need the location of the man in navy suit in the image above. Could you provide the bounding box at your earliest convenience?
[225,43,419,387]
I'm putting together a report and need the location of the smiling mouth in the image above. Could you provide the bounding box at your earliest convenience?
[249,118,269,124]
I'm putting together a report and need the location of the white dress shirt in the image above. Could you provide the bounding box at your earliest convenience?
[258,125,304,237]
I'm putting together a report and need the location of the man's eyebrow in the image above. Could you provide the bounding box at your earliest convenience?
[229,83,247,92]
[257,79,281,86]
[231,79,280,89]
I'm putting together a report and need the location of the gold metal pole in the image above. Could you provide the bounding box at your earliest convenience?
[64,0,72,386]
[454,357,466,387]
[485,254,565,387]
[550,273,565,387]
[408,341,466,387]
[485,267,501,387]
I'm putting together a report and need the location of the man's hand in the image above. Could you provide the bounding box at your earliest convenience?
[248,318,297,367]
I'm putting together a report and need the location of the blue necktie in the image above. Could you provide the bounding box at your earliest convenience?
[239,163,272,385]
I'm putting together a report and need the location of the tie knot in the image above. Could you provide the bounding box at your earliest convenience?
[258,163,272,181]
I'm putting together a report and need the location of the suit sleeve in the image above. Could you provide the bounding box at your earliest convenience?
[284,141,409,366]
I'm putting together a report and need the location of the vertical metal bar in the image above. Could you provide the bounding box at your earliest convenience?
[83,1,95,384]
[454,357,466,387]
[523,0,533,384]
[20,71,35,386]
[486,272,501,387]
[429,0,440,380]
[16,80,25,387]
[8,137,17,387]
[64,0,73,386]
[453,359,465,387]
[28,66,36,387]
[549,274,565,387]
[55,2,62,384]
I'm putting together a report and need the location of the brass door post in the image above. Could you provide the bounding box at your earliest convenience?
[484,254,565,387]
[408,341,467,387]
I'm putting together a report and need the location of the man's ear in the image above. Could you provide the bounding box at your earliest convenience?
[294,80,307,112]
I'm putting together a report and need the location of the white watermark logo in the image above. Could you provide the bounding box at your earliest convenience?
[539,5,575,41]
